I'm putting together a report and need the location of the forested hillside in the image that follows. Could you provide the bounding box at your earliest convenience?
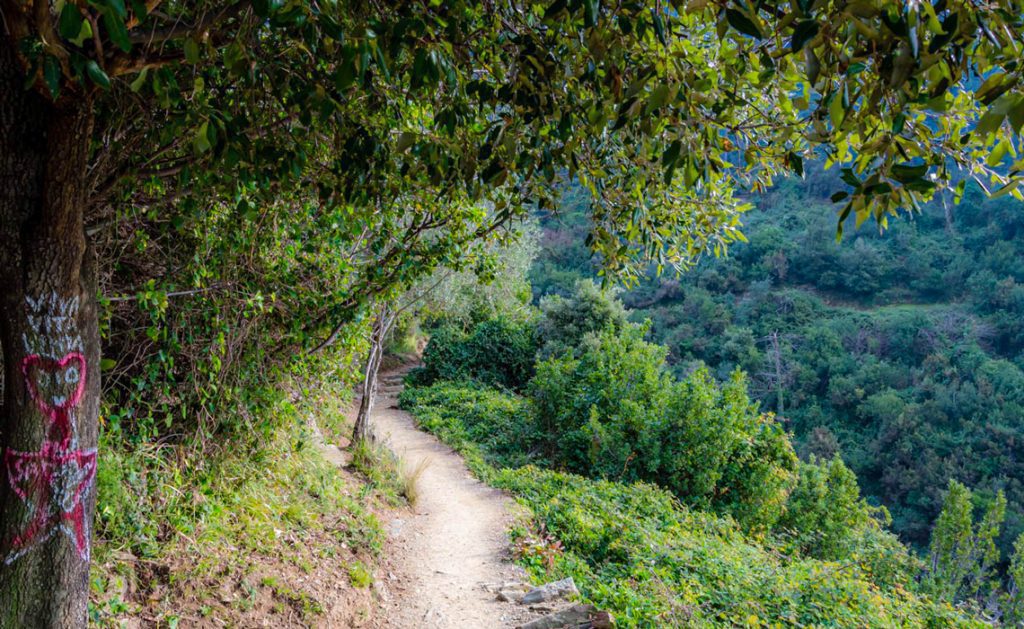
[531,173,1024,556]
[398,275,1024,625]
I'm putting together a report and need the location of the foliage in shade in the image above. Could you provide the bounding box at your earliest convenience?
[408,319,539,391]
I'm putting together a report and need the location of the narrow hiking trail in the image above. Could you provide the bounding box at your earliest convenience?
[369,368,537,628]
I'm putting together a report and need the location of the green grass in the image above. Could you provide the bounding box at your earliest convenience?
[350,438,408,506]
[89,373,386,626]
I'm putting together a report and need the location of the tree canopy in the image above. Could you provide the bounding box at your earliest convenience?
[7,0,1024,291]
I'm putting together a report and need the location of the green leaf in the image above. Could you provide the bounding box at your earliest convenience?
[100,358,117,371]
[890,163,929,183]
[130,67,149,92]
[976,104,1008,137]
[194,122,212,154]
[59,4,86,41]
[828,92,845,129]
[840,168,860,188]
[652,10,667,45]
[1007,96,1024,134]
[787,152,804,177]
[397,132,417,152]
[647,84,671,113]
[184,38,200,64]
[105,0,127,18]
[102,9,132,53]
[252,0,284,18]
[662,140,681,169]
[830,191,849,203]
[43,56,61,98]
[584,0,599,28]
[791,20,818,53]
[69,16,93,47]
[726,8,763,39]
[85,60,111,89]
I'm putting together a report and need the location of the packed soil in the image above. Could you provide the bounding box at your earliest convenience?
[367,367,538,628]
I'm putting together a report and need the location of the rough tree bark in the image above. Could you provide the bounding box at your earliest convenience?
[0,40,100,627]
[352,303,397,444]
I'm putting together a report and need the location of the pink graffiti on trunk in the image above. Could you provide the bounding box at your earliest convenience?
[3,351,96,563]
[21,352,87,446]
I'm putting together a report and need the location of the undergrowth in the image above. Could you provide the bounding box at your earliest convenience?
[88,370,389,626]
[399,381,981,628]
[350,438,408,506]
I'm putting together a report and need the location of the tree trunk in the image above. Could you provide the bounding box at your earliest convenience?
[352,303,396,444]
[0,41,99,626]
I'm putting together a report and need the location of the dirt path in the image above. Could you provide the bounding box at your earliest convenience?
[368,368,535,628]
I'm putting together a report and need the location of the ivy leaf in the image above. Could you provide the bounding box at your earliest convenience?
[58,4,86,41]
[102,9,132,53]
[105,0,127,18]
[84,60,111,89]
[43,56,61,98]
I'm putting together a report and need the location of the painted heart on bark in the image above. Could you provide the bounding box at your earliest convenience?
[21,352,87,417]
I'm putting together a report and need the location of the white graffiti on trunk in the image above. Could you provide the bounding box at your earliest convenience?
[4,292,96,564]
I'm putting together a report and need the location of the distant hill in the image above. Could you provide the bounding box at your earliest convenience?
[531,171,1024,555]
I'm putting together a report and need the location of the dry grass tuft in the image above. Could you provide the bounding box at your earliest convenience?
[399,456,431,506]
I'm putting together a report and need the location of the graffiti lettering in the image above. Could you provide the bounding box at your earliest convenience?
[4,294,95,564]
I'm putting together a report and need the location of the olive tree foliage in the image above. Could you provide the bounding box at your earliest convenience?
[417,224,540,329]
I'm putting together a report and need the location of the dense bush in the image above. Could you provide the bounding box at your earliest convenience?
[775,456,909,576]
[398,382,543,470]
[409,318,538,390]
[536,279,628,359]
[493,466,976,628]
[531,322,797,531]
[530,324,671,480]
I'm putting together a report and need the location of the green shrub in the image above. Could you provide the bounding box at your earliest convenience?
[400,378,979,627]
[536,279,628,359]
[776,456,884,560]
[530,323,670,481]
[494,465,978,628]
[659,368,798,531]
[399,382,542,470]
[530,323,797,531]
[411,318,538,390]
